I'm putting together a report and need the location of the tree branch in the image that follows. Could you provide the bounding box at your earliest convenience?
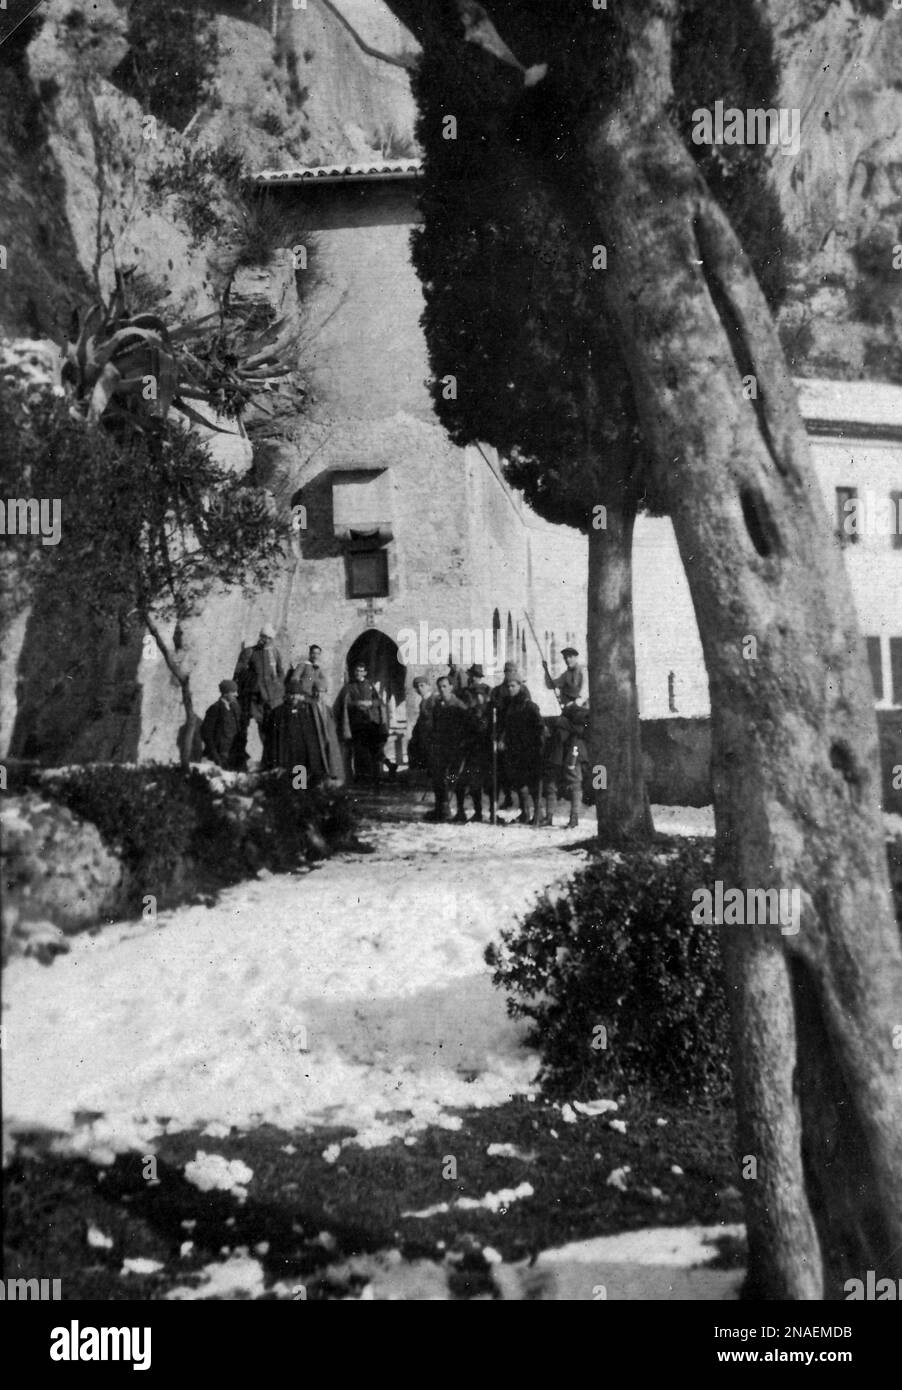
[318,0,418,71]
[457,1,547,86]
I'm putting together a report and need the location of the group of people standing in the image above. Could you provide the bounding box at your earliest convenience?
[200,625,389,788]
[408,648,590,827]
[200,627,591,826]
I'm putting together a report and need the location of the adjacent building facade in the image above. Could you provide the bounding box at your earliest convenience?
[632,377,902,719]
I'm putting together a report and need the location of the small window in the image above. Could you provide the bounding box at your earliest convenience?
[347,548,388,598]
[835,487,858,546]
[891,492,902,551]
[866,637,884,701]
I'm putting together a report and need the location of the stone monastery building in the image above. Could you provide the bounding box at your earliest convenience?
[11,158,897,766]
[141,156,901,764]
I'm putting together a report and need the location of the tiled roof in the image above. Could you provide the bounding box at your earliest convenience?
[255,158,422,186]
[794,377,902,438]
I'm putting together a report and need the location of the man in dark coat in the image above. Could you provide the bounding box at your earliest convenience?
[540,703,590,827]
[407,675,436,775]
[234,623,286,754]
[333,662,388,786]
[267,677,330,786]
[490,661,534,809]
[497,671,545,825]
[200,679,246,771]
[425,674,467,821]
[454,682,494,823]
[457,663,487,706]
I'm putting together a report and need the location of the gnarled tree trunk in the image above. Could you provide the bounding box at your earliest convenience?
[581,0,902,1298]
[384,0,902,1298]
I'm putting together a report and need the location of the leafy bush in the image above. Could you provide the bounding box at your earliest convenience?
[487,835,902,1104]
[145,144,249,247]
[485,841,732,1102]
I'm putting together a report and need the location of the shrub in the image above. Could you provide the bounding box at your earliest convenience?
[487,835,902,1104]
[485,840,732,1102]
[5,763,357,920]
[145,144,249,247]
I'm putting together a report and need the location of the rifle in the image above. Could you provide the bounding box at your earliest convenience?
[523,610,564,708]
[491,705,497,825]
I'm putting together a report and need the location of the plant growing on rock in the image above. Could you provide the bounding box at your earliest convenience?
[62,269,302,430]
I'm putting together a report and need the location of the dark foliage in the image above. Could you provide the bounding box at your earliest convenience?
[487,832,902,1103]
[0,387,286,636]
[111,1,220,135]
[407,0,791,532]
[486,840,734,1102]
[145,144,248,247]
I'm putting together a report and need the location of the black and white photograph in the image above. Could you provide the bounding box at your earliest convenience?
[2,0,901,1347]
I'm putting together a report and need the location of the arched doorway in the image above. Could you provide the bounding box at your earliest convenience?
[346,629,407,710]
[345,629,408,776]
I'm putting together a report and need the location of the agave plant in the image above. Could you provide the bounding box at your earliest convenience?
[62,270,300,433]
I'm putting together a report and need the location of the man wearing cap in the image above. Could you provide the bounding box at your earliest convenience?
[234,624,286,752]
[490,662,533,809]
[268,675,340,786]
[200,679,246,771]
[545,647,585,705]
[459,664,488,707]
[497,669,545,824]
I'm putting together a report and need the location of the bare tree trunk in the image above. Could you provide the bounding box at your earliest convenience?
[581,0,902,1298]
[587,489,653,846]
[141,611,197,770]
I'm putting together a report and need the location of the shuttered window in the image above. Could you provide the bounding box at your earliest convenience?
[890,638,902,706]
[866,637,884,701]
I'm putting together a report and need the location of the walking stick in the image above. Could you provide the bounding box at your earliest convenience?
[523,610,564,708]
[535,721,545,830]
[491,706,497,825]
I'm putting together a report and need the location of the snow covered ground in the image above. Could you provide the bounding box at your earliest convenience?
[5,817,597,1152]
[3,803,746,1298]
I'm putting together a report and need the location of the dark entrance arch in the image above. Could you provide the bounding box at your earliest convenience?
[346,629,407,710]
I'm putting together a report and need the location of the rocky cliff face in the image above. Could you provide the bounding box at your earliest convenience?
[0,0,418,761]
[768,0,902,378]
